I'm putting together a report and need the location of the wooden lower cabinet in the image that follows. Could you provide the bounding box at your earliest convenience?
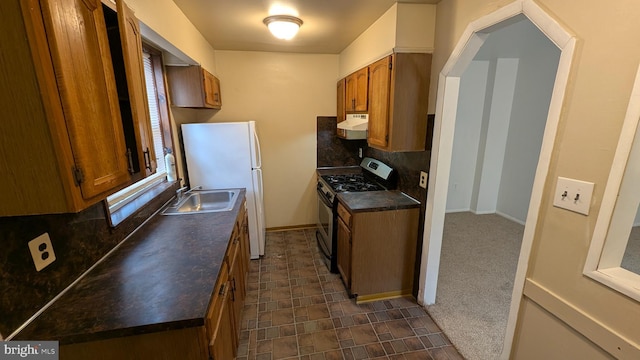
[60,327,210,360]
[210,203,248,359]
[209,276,236,360]
[60,203,250,360]
[336,202,419,303]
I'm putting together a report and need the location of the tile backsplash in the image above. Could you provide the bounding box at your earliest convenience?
[0,184,176,338]
[317,116,366,168]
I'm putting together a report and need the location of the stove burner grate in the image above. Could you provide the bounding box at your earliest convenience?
[321,174,384,193]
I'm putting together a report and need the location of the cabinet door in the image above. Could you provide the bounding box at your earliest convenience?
[40,0,130,199]
[117,0,156,176]
[337,217,352,289]
[203,70,222,109]
[367,56,392,149]
[209,280,236,360]
[345,73,356,111]
[345,67,368,112]
[354,67,369,111]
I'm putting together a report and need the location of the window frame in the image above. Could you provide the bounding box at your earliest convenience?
[584,64,640,302]
[105,42,175,226]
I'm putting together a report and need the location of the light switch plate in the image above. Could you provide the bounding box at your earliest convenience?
[28,233,56,271]
[553,176,594,215]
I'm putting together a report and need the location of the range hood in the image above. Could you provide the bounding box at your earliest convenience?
[337,114,368,140]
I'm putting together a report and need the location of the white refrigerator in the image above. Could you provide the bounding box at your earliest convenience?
[181,121,265,259]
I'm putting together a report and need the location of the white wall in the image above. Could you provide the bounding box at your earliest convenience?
[338,3,436,78]
[208,51,339,228]
[446,60,488,212]
[497,30,561,222]
[125,0,217,72]
[474,58,518,214]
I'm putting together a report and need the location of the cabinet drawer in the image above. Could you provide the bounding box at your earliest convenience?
[337,202,351,226]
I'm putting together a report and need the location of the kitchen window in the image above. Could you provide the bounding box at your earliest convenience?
[106,44,174,226]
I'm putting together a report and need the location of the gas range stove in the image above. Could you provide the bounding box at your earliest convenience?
[316,157,395,273]
[317,157,395,204]
[321,174,385,193]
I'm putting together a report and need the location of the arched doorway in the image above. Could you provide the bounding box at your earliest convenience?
[418,1,576,358]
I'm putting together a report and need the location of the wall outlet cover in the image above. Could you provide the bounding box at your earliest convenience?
[28,233,56,272]
[419,171,428,189]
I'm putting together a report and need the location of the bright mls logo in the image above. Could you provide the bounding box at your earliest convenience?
[1,341,58,359]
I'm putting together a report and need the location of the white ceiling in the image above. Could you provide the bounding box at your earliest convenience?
[171,0,441,54]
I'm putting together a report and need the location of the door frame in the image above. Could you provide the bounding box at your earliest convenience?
[417,0,576,358]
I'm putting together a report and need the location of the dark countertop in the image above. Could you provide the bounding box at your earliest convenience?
[338,190,420,213]
[15,189,246,345]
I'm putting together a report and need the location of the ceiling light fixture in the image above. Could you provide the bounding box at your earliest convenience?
[263,15,303,40]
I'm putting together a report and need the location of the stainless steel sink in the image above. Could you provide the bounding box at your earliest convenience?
[162,189,240,215]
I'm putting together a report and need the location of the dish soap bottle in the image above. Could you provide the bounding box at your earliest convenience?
[165,148,177,182]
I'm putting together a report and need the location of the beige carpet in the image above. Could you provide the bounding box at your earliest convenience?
[427,212,523,360]
[621,226,640,274]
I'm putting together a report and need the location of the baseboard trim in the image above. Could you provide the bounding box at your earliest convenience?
[356,291,413,304]
[266,224,316,232]
[496,211,526,225]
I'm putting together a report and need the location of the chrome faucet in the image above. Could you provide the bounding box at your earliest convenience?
[176,185,203,202]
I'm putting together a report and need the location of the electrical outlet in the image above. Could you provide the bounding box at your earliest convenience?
[358,148,363,158]
[28,233,56,271]
[419,171,428,189]
[553,176,595,215]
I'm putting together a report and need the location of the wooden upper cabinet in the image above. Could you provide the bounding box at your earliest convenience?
[41,0,131,199]
[336,78,346,123]
[368,53,432,152]
[167,65,222,109]
[0,0,131,216]
[116,0,156,176]
[345,67,368,112]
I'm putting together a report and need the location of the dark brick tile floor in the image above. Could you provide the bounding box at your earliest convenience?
[236,229,463,360]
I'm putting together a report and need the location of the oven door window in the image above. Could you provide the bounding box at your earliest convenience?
[317,193,332,241]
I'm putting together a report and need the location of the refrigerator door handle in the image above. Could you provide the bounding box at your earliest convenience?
[254,167,266,255]
[253,129,262,169]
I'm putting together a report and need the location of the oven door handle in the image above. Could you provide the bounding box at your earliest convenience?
[315,231,331,260]
[317,188,333,208]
